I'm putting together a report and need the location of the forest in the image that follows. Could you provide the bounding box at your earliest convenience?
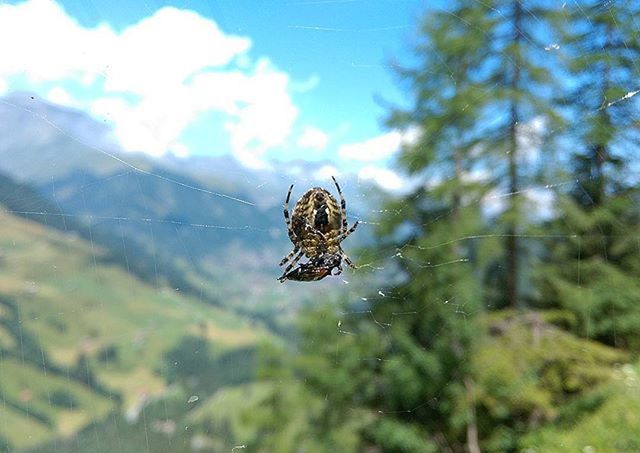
[241,1,640,451]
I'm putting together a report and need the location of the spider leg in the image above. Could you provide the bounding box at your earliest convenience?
[283,184,297,244]
[279,245,300,267]
[337,220,360,243]
[331,176,348,235]
[340,248,357,269]
[278,250,304,281]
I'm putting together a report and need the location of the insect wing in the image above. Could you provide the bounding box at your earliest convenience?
[281,263,331,282]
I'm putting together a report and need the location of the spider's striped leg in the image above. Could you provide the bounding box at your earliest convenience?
[278,250,304,282]
[331,176,348,234]
[337,220,360,242]
[283,184,296,243]
[340,248,357,269]
[279,246,300,266]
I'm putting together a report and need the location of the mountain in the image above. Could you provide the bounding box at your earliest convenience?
[36,166,290,314]
[0,93,374,323]
[0,92,368,205]
[0,171,74,231]
[0,95,277,314]
[0,187,271,450]
[0,92,144,182]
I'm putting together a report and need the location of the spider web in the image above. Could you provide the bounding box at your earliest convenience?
[0,0,639,452]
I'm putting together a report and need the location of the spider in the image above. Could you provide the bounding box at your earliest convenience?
[278,176,359,282]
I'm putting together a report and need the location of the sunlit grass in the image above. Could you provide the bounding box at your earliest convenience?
[0,325,14,349]
[0,404,53,449]
[187,382,273,443]
[0,210,272,448]
[188,320,259,347]
[101,366,166,411]
[0,358,113,443]
[521,362,640,451]
[0,211,268,370]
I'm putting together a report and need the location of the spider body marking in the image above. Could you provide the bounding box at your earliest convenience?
[278,176,359,282]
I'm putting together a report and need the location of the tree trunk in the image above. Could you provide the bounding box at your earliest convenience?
[464,376,482,453]
[506,0,522,309]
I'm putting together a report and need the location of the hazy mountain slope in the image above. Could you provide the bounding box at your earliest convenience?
[0,92,140,183]
[0,171,74,232]
[0,94,289,297]
[35,167,304,326]
[0,170,215,314]
[0,204,271,450]
[0,92,370,326]
[38,167,282,263]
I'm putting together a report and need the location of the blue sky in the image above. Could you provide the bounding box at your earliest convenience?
[0,0,433,187]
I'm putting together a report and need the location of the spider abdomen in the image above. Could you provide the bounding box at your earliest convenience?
[291,188,342,237]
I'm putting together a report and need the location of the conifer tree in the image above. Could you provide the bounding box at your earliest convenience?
[538,0,640,348]
[360,3,495,448]
[245,1,640,451]
[253,3,497,451]
[479,0,562,308]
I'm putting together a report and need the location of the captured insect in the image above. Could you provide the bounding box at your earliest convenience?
[278,176,359,282]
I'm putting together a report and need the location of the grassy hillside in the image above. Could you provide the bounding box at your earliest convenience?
[38,168,286,310]
[0,208,271,451]
[521,361,640,451]
[0,167,298,334]
[36,168,368,334]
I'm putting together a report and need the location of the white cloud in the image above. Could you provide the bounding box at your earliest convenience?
[481,187,507,217]
[297,126,329,151]
[0,0,298,166]
[46,87,76,107]
[526,187,555,220]
[402,126,422,146]
[103,7,250,95]
[0,0,111,83]
[358,165,406,192]
[169,143,190,158]
[339,127,420,162]
[517,116,547,162]
[0,79,7,96]
[291,74,320,93]
[313,164,340,180]
[462,169,491,184]
[339,131,402,161]
[482,184,555,220]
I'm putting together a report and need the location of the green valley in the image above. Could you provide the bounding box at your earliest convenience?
[0,207,270,451]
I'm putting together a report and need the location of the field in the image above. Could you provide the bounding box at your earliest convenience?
[0,209,270,450]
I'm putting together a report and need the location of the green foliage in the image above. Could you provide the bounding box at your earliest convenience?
[244,379,374,453]
[473,311,626,450]
[49,389,79,409]
[162,335,257,398]
[72,353,98,389]
[97,344,120,364]
[2,2,640,451]
[0,207,268,450]
[244,3,640,450]
[521,362,640,452]
[248,304,629,451]
[536,0,640,349]
[163,335,214,384]
[539,237,640,348]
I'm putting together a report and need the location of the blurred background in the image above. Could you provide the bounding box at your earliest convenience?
[0,0,639,451]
